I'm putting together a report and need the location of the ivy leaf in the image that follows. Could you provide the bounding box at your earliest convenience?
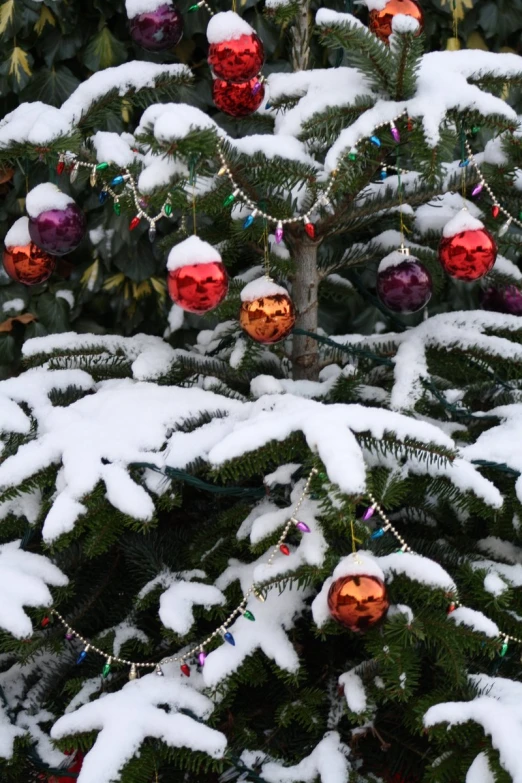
[36,294,70,333]
[34,5,56,35]
[22,65,80,107]
[0,0,14,36]
[82,26,127,71]
[2,46,33,91]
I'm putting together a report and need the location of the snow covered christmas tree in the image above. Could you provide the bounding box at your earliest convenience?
[1,0,522,782]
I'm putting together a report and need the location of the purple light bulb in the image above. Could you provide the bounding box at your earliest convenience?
[472,182,484,197]
[362,506,375,521]
[390,124,400,143]
[251,80,262,96]
[198,651,206,667]
[275,223,284,243]
[296,520,311,533]
[65,633,74,640]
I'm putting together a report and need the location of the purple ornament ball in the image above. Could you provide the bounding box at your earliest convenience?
[481,285,522,316]
[28,203,86,256]
[129,3,184,51]
[377,255,432,314]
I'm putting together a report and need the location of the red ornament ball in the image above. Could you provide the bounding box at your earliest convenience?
[481,285,522,316]
[438,227,497,282]
[369,0,424,44]
[168,262,229,314]
[377,254,432,314]
[328,573,389,632]
[3,244,56,286]
[129,2,183,50]
[239,291,296,344]
[208,33,264,81]
[213,77,265,117]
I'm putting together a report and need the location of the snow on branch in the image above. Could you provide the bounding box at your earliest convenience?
[375,311,522,411]
[261,732,351,783]
[0,331,504,539]
[0,541,68,638]
[424,679,522,783]
[51,675,227,783]
[0,63,192,148]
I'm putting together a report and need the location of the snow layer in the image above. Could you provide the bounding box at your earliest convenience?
[312,14,520,168]
[159,580,225,635]
[26,184,74,217]
[0,541,68,638]
[167,236,222,272]
[262,732,350,783]
[448,606,499,638]
[466,753,494,783]
[442,211,485,238]
[125,0,166,18]
[378,250,415,272]
[425,682,522,783]
[0,64,192,147]
[92,132,136,168]
[51,675,227,783]
[338,671,367,714]
[207,12,254,44]
[231,134,318,168]
[241,278,289,302]
[5,217,31,248]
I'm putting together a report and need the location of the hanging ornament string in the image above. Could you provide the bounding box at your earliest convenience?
[45,468,318,681]
[363,495,519,658]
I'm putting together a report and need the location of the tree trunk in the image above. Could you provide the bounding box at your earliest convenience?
[291,0,311,71]
[291,240,319,380]
[289,0,318,380]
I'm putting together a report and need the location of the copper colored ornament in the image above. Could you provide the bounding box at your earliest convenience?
[213,77,265,117]
[438,227,497,282]
[369,0,424,44]
[167,261,229,314]
[208,33,264,81]
[3,244,56,286]
[327,574,389,632]
[240,293,296,344]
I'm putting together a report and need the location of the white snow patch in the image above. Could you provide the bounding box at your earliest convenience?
[207,12,254,44]
[26,184,74,217]
[449,606,499,638]
[241,278,289,302]
[442,211,485,238]
[5,217,31,248]
[167,236,222,272]
[262,732,350,783]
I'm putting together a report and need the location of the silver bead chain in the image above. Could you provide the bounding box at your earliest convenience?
[48,468,319,677]
[366,492,522,648]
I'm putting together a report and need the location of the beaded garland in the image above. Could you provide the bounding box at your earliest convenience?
[44,468,318,681]
[58,116,521,246]
[364,494,519,658]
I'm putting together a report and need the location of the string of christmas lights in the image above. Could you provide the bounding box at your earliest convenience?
[56,118,521,248]
[463,137,522,235]
[57,154,174,241]
[45,468,318,681]
[363,494,520,658]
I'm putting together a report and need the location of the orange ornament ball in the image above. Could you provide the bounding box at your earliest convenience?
[327,573,389,632]
[3,243,56,286]
[239,280,296,344]
[369,0,424,45]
